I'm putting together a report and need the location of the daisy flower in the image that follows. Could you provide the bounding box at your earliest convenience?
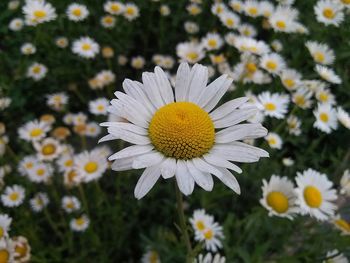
[292,88,313,109]
[338,0,350,8]
[141,250,161,263]
[260,175,298,219]
[22,0,57,26]
[18,120,50,142]
[18,155,38,176]
[211,2,227,16]
[271,40,283,52]
[313,103,338,133]
[184,21,199,34]
[101,15,116,28]
[315,65,342,84]
[260,1,274,17]
[187,3,202,16]
[89,98,109,115]
[189,209,213,234]
[332,214,350,235]
[295,168,337,221]
[27,162,53,183]
[219,11,240,29]
[314,0,344,26]
[12,236,31,262]
[195,253,226,263]
[260,53,286,75]
[337,107,350,130]
[34,138,62,161]
[229,0,243,13]
[234,37,270,55]
[269,6,299,33]
[55,37,69,48]
[306,41,335,65]
[243,0,260,17]
[104,1,124,15]
[26,62,48,81]
[72,37,100,59]
[0,214,12,240]
[1,185,25,207]
[66,3,89,22]
[101,63,269,199]
[315,88,335,105]
[74,148,108,183]
[62,196,81,213]
[282,157,294,167]
[29,192,49,212]
[280,69,302,91]
[131,56,146,69]
[9,18,24,31]
[287,115,302,136]
[196,221,224,252]
[238,23,257,37]
[176,42,205,64]
[46,92,69,111]
[265,132,282,150]
[56,153,74,173]
[323,250,349,263]
[201,33,223,51]
[123,3,140,21]
[0,238,14,263]
[160,5,171,16]
[20,43,36,55]
[85,122,102,137]
[257,92,289,119]
[70,214,90,232]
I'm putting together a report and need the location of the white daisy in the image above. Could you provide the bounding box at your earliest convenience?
[85,122,102,137]
[61,196,81,213]
[265,132,282,149]
[219,11,240,29]
[66,3,89,22]
[295,168,337,221]
[26,62,48,81]
[243,0,260,17]
[34,137,62,161]
[70,214,90,232]
[12,236,31,263]
[46,92,69,111]
[229,0,243,13]
[257,92,289,119]
[22,0,57,26]
[234,36,270,55]
[20,43,36,55]
[306,41,335,65]
[100,15,116,28]
[313,103,338,133]
[332,214,350,235]
[260,175,298,219]
[211,2,227,16]
[141,250,161,263]
[315,65,341,84]
[315,88,335,105]
[195,253,226,263]
[269,6,300,33]
[18,120,51,142]
[27,162,53,183]
[189,209,214,234]
[195,220,224,252]
[131,56,145,69]
[287,115,302,136]
[29,192,49,212]
[0,214,12,240]
[337,107,350,130]
[72,37,100,59]
[123,3,140,21]
[238,23,257,37]
[184,21,199,34]
[9,18,24,31]
[89,98,109,115]
[314,0,344,26]
[176,42,205,64]
[104,1,124,15]
[101,63,269,199]
[55,36,69,48]
[201,33,223,51]
[280,69,302,91]
[1,185,25,207]
[292,88,313,109]
[260,53,286,75]
[56,153,75,173]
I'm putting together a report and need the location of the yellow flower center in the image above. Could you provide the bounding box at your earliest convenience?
[32,66,41,74]
[276,20,286,29]
[264,102,276,111]
[294,95,305,107]
[9,192,19,201]
[196,220,205,231]
[0,250,9,263]
[268,137,276,145]
[283,79,295,88]
[208,39,217,48]
[97,105,105,111]
[37,168,45,176]
[203,229,213,240]
[0,227,3,239]
[65,159,74,167]
[110,4,121,12]
[72,8,82,17]
[319,113,329,123]
[245,62,257,73]
[266,191,289,213]
[303,186,322,208]
[186,52,199,61]
[314,52,325,63]
[84,161,98,173]
[25,162,34,169]
[42,143,56,155]
[66,201,75,209]
[15,244,27,258]
[248,7,258,15]
[226,18,234,27]
[149,102,215,160]
[76,217,85,226]
[30,128,43,137]
[318,92,328,102]
[34,10,47,19]
[266,61,277,70]
[103,16,114,24]
[323,8,335,19]
[149,251,159,263]
[335,219,350,232]
[82,43,91,51]
[125,7,135,15]
[341,0,350,4]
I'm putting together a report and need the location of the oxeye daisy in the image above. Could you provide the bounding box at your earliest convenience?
[238,23,257,37]
[260,53,286,75]
[337,107,350,130]
[260,175,299,219]
[201,33,223,51]
[27,62,48,81]
[1,185,25,208]
[176,42,205,64]
[287,115,302,136]
[18,155,38,176]
[141,250,161,263]
[18,120,51,142]
[189,209,213,233]
[160,4,171,16]
[12,236,31,263]
[305,41,335,65]
[100,63,269,199]
[29,192,49,212]
[243,0,260,17]
[89,98,109,115]
[100,15,116,28]
[257,92,289,119]
[85,122,102,137]
[20,43,36,55]
[219,11,241,29]
[34,138,62,161]
[338,0,350,8]
[187,3,202,16]
[131,56,146,69]
[332,214,350,235]
[66,3,89,22]
[314,0,344,26]
[196,221,224,252]
[62,196,81,213]
[0,238,14,263]
[46,92,68,111]
[292,88,313,109]
[315,88,335,105]
[315,65,342,84]
[280,69,302,91]
[265,132,282,150]
[56,153,74,173]
[9,18,24,31]
[55,36,69,48]
[104,1,124,15]
[184,21,199,34]
[229,0,243,12]
[0,214,12,240]
[260,1,274,17]
[211,2,227,15]
[295,168,337,221]
[72,37,100,59]
[22,0,57,26]
[27,163,53,183]
[70,214,90,232]
[313,103,338,133]
[123,3,140,21]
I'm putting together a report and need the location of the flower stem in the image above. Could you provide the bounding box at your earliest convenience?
[175,183,193,263]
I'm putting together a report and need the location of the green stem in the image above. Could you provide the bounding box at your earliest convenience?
[78,184,90,216]
[175,183,193,263]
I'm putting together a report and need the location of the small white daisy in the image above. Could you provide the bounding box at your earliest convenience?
[1,185,25,207]
[20,43,36,55]
[66,3,89,22]
[315,65,342,84]
[287,115,302,136]
[260,53,286,75]
[27,162,53,184]
[257,92,289,119]
[18,120,51,142]
[337,107,350,130]
[314,0,344,26]
[0,214,12,240]
[176,42,205,64]
[34,137,62,161]
[22,0,57,26]
[62,196,81,213]
[70,214,90,232]
[265,132,282,149]
[313,103,338,133]
[72,37,100,59]
[104,1,124,15]
[123,3,140,21]
[89,98,109,116]
[27,62,48,81]
[29,192,49,212]
[306,41,335,65]
[201,33,223,51]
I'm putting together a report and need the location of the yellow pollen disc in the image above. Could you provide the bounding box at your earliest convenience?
[15,244,27,258]
[30,128,43,137]
[110,4,120,12]
[84,161,98,173]
[303,186,322,208]
[82,43,91,51]
[319,113,329,122]
[226,18,234,27]
[232,4,241,11]
[323,8,335,19]
[76,218,85,226]
[37,168,45,176]
[204,229,213,240]
[9,192,19,201]
[294,95,305,106]
[268,137,276,145]
[248,7,258,15]
[42,143,56,155]
[314,52,325,63]
[341,0,350,4]
[68,170,77,182]
[97,105,105,111]
[65,159,73,167]
[266,61,277,70]
[0,227,3,239]
[246,62,257,73]
[149,252,159,263]
[264,102,276,111]
[66,201,75,209]
[0,249,9,263]
[126,7,135,15]
[32,66,41,74]
[72,8,82,16]
[104,16,114,24]
[25,162,33,169]
[208,39,217,48]
[335,219,350,232]
[266,191,289,213]
[196,220,205,231]
[283,79,295,88]
[276,20,286,29]
[149,102,215,160]
[186,52,199,61]
[319,93,328,102]
[34,10,47,19]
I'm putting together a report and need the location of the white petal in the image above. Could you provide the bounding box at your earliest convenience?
[192,157,223,178]
[98,134,117,143]
[188,64,208,103]
[175,62,191,102]
[134,166,161,199]
[187,160,214,191]
[154,66,174,104]
[213,106,258,128]
[215,123,268,143]
[108,145,154,161]
[115,91,153,119]
[132,151,164,169]
[203,153,242,174]
[215,167,241,194]
[209,97,249,121]
[101,122,148,135]
[111,157,135,171]
[107,127,150,145]
[175,160,195,195]
[142,72,166,108]
[160,158,177,179]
